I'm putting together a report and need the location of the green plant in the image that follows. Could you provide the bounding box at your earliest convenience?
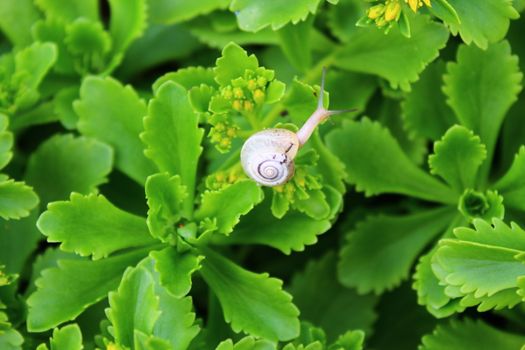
[0,0,525,349]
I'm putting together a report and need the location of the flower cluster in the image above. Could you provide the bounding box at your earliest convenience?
[207,113,239,152]
[205,166,246,191]
[218,67,273,114]
[365,0,431,28]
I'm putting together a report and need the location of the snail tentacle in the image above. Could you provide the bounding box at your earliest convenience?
[240,68,357,187]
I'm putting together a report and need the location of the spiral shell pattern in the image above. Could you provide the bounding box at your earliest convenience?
[241,129,299,187]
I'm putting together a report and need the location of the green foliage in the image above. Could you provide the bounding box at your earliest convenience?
[37,193,156,259]
[75,76,155,184]
[143,81,204,213]
[199,247,300,341]
[1,1,525,349]
[420,319,525,349]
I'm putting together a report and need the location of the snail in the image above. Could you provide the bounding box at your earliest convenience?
[241,68,357,187]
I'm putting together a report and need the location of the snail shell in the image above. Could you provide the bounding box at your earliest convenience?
[240,129,299,187]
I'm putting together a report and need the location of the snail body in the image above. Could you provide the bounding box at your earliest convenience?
[240,68,356,187]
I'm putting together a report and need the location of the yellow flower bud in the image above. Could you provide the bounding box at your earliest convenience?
[256,76,267,87]
[247,79,257,90]
[220,138,231,149]
[423,0,431,6]
[367,4,385,19]
[214,122,225,132]
[233,87,244,99]
[407,0,417,11]
[243,100,254,112]
[222,88,233,99]
[232,100,242,111]
[215,172,225,182]
[226,127,237,138]
[274,185,284,193]
[253,89,265,104]
[385,1,401,21]
[228,172,237,183]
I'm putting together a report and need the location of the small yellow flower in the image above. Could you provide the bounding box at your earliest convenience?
[384,1,401,21]
[253,89,265,104]
[367,4,385,19]
[243,100,254,112]
[226,127,237,138]
[247,79,257,90]
[256,76,267,87]
[405,0,431,12]
[232,100,242,111]
[233,87,244,99]
[214,122,225,132]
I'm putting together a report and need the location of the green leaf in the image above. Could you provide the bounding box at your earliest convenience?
[152,67,217,93]
[37,193,156,259]
[53,87,79,130]
[432,0,519,49]
[65,18,112,56]
[117,24,201,80]
[27,247,149,332]
[413,251,465,318]
[0,0,40,46]
[199,247,300,341]
[107,266,160,348]
[148,0,230,25]
[277,18,313,72]
[214,43,259,86]
[13,42,57,110]
[326,118,457,204]
[143,81,204,216]
[140,258,200,350]
[75,76,155,185]
[25,134,113,205]
[339,207,455,294]
[108,0,147,53]
[133,330,172,350]
[495,146,525,212]
[369,284,437,350]
[36,0,99,21]
[326,0,366,43]
[0,114,13,171]
[230,0,323,32]
[150,248,203,298]
[47,324,83,350]
[401,60,456,140]
[458,189,504,222]
[330,330,365,350]
[146,173,187,241]
[290,253,377,341]
[226,199,331,254]
[0,179,39,220]
[428,126,487,193]
[432,219,525,310]
[324,69,377,113]
[215,336,275,350]
[420,319,525,350]
[32,19,76,75]
[0,327,24,350]
[195,181,263,236]
[443,41,522,183]
[0,211,41,276]
[311,133,346,194]
[334,15,449,91]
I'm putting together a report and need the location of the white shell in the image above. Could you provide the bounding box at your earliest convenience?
[241,129,300,187]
